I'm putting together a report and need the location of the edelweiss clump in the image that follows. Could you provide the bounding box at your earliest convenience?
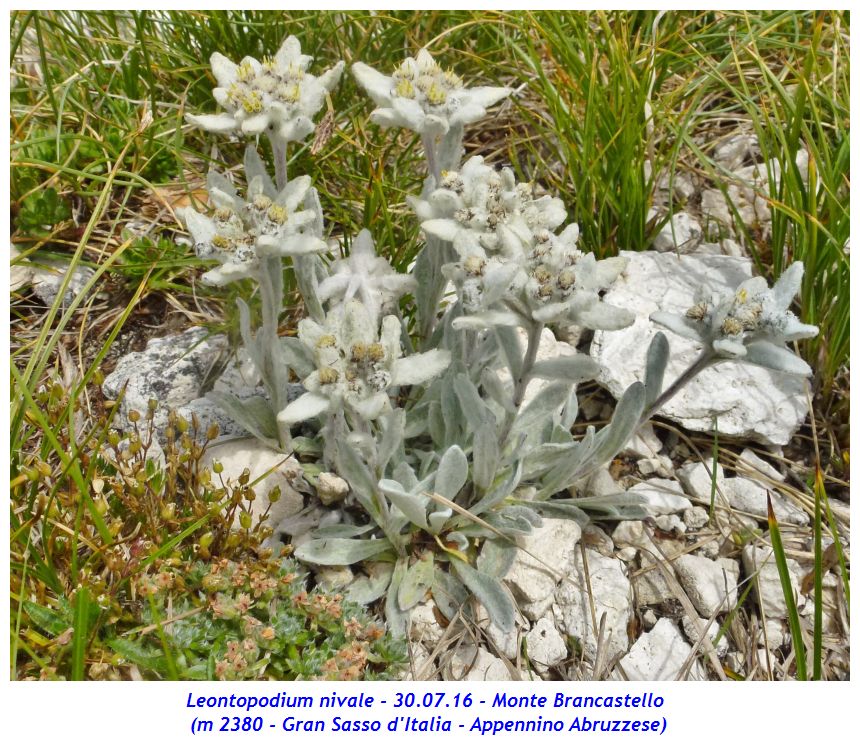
[651,262,818,375]
[410,156,632,330]
[351,50,510,138]
[179,149,327,285]
[187,36,344,142]
[413,156,566,257]
[317,229,416,326]
[277,301,451,424]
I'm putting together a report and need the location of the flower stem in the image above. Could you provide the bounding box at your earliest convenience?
[268,132,289,190]
[513,321,544,408]
[641,349,715,422]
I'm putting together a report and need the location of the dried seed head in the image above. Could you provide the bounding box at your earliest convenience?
[350,343,368,362]
[557,268,576,290]
[252,195,273,211]
[367,343,385,362]
[685,302,709,321]
[533,265,552,284]
[319,367,339,384]
[463,255,486,276]
[721,316,744,335]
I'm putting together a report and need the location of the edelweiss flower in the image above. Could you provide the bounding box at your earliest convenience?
[178,148,328,286]
[352,50,511,138]
[651,262,818,375]
[187,36,344,142]
[277,301,451,424]
[317,229,416,325]
[412,156,567,258]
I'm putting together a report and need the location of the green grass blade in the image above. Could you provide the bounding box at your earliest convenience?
[766,494,807,680]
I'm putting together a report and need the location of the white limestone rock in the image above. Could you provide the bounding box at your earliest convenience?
[681,615,729,658]
[31,261,95,308]
[585,466,624,497]
[316,472,350,506]
[737,448,785,483]
[722,476,808,525]
[636,455,674,478]
[714,133,760,169]
[742,545,805,620]
[504,518,582,612]
[315,566,354,590]
[475,605,527,660]
[408,601,445,645]
[526,616,567,674]
[446,645,510,681]
[674,554,738,615]
[402,641,434,681]
[654,514,686,535]
[622,422,663,458]
[625,478,691,514]
[653,212,703,253]
[619,618,707,680]
[552,549,632,663]
[683,506,710,530]
[590,251,809,445]
[201,438,305,531]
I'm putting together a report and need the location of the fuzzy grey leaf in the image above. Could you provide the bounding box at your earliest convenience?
[470,460,522,517]
[472,418,500,491]
[476,539,517,579]
[432,569,470,621]
[509,381,572,443]
[294,537,393,566]
[379,479,428,530]
[435,445,469,500]
[450,558,515,633]
[743,341,813,376]
[398,553,436,611]
[530,355,599,382]
[377,408,405,474]
[385,559,410,636]
[345,563,393,604]
[644,331,669,408]
[206,391,278,446]
[336,443,380,520]
[494,326,524,379]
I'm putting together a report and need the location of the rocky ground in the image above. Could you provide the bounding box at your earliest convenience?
[24,133,848,681]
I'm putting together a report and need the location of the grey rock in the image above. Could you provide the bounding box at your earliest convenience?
[625,478,691,514]
[504,518,582,609]
[525,616,567,672]
[552,549,632,663]
[674,554,738,615]
[653,212,703,253]
[591,251,809,445]
[742,545,805,620]
[683,506,710,530]
[103,328,229,435]
[723,476,808,525]
[31,262,95,308]
[681,615,729,658]
[619,618,707,680]
[408,601,445,645]
[446,645,511,681]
